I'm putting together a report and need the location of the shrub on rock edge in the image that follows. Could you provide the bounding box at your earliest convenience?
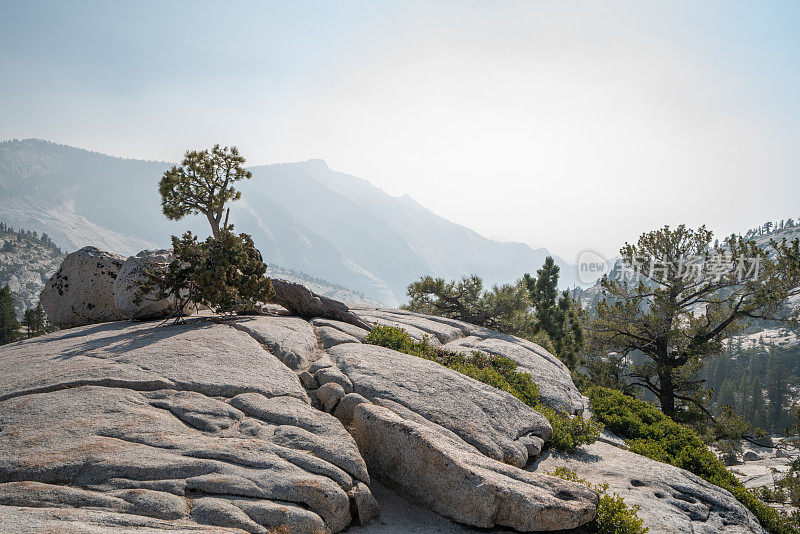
[365,324,601,452]
[588,386,799,534]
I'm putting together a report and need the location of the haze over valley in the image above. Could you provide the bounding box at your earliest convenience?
[0,138,580,306]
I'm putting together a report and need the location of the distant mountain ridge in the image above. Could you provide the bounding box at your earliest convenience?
[0,139,574,305]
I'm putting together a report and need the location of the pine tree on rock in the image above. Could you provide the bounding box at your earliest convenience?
[588,225,800,419]
[159,144,252,239]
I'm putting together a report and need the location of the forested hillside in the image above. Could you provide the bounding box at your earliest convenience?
[0,222,64,314]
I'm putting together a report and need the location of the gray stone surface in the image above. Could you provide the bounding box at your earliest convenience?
[310,318,369,342]
[0,320,373,533]
[333,393,370,428]
[114,249,178,320]
[354,307,584,414]
[743,451,760,462]
[350,403,597,531]
[314,325,360,349]
[317,382,346,413]
[39,246,126,328]
[347,482,381,526]
[351,311,438,343]
[0,385,363,533]
[346,481,524,534]
[227,316,321,371]
[353,307,464,343]
[445,335,583,414]
[0,505,235,533]
[271,279,371,330]
[532,440,768,534]
[298,370,319,390]
[314,365,354,393]
[0,302,770,534]
[0,319,307,402]
[327,343,551,468]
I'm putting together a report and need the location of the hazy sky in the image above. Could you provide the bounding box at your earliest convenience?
[2,1,799,261]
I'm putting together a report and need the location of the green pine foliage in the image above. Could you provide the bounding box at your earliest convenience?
[759,458,800,513]
[586,225,800,419]
[191,230,273,314]
[403,257,586,371]
[704,346,796,436]
[0,284,20,345]
[523,257,585,370]
[404,274,537,337]
[136,230,273,318]
[588,387,799,534]
[159,145,252,239]
[142,144,273,319]
[365,324,601,452]
[21,303,47,338]
[548,466,648,534]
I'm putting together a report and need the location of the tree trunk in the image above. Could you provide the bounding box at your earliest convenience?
[206,212,220,239]
[658,368,676,417]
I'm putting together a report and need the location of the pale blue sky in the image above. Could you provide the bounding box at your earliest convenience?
[1,1,799,259]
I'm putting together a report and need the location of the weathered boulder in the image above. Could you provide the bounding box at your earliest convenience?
[353,307,584,414]
[743,451,760,462]
[113,249,179,320]
[316,382,346,412]
[314,325,361,349]
[532,440,768,534]
[353,306,464,343]
[347,482,380,526]
[446,336,582,414]
[0,320,307,402]
[0,505,235,533]
[310,317,369,342]
[326,343,551,468]
[312,342,604,531]
[272,279,371,330]
[351,403,597,531]
[39,246,126,328]
[0,319,371,533]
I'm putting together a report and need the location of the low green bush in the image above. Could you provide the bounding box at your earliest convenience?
[549,466,648,534]
[760,458,800,508]
[365,324,601,452]
[587,386,799,534]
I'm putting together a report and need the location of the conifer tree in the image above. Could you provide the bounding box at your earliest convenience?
[588,225,800,418]
[159,145,251,239]
[716,378,736,412]
[749,375,768,431]
[139,145,273,318]
[405,274,533,335]
[21,304,46,338]
[765,353,787,432]
[523,257,585,369]
[0,285,20,345]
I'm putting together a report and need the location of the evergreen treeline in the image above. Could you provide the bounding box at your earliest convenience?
[0,221,61,344]
[706,341,799,434]
[744,218,799,239]
[0,222,62,254]
[0,284,50,345]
